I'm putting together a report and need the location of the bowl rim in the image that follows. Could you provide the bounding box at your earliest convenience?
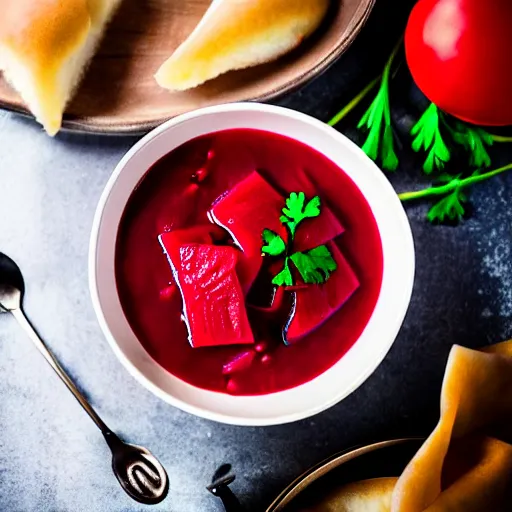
[89,102,415,426]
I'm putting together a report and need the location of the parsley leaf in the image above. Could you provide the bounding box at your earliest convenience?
[451,122,493,169]
[427,189,467,223]
[382,124,399,171]
[263,192,339,287]
[272,259,293,286]
[280,192,321,235]
[261,229,286,257]
[411,103,451,174]
[290,245,337,284]
[399,164,512,224]
[357,43,401,172]
[358,80,399,171]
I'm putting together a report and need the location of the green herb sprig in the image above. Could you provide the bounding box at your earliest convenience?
[280,192,320,236]
[328,40,402,172]
[327,40,512,224]
[399,163,512,223]
[262,192,337,287]
[411,104,451,174]
[411,102,496,174]
[290,246,337,284]
[356,42,401,171]
[450,122,493,169]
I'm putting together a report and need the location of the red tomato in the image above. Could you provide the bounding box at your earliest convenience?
[405,0,512,126]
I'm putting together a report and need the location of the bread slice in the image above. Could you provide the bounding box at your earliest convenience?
[0,0,123,135]
[155,0,330,91]
[305,478,397,511]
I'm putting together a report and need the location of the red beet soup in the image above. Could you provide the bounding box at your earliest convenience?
[115,129,383,396]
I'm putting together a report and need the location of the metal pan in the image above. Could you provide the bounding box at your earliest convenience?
[268,438,423,511]
[210,438,423,511]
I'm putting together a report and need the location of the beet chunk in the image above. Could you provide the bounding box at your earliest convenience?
[258,166,344,252]
[283,242,359,344]
[209,171,344,293]
[209,171,285,294]
[159,238,254,348]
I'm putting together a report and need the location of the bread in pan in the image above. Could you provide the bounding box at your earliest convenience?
[304,477,397,511]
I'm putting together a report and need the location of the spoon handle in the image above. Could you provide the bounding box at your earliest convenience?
[11,307,111,435]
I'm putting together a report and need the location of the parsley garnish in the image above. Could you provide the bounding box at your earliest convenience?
[411,104,451,174]
[326,40,512,225]
[280,192,320,236]
[261,229,286,257]
[262,192,337,286]
[272,260,293,287]
[425,175,467,223]
[450,122,493,169]
[411,103,497,175]
[328,39,402,172]
[426,191,467,223]
[356,42,401,172]
[290,246,337,284]
[399,163,512,224]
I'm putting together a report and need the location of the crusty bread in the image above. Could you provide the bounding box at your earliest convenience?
[0,0,122,135]
[305,478,397,512]
[155,0,330,91]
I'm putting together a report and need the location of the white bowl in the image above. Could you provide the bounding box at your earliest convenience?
[89,103,415,426]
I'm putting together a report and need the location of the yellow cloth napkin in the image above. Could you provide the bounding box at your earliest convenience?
[392,340,512,511]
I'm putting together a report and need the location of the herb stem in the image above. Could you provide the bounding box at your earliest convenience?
[398,162,512,202]
[327,37,403,127]
[490,134,512,143]
[327,77,380,126]
[398,182,456,201]
[460,162,512,187]
[383,38,403,82]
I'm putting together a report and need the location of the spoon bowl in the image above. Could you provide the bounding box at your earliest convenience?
[0,251,169,505]
[0,282,21,312]
[0,252,24,312]
[106,432,169,504]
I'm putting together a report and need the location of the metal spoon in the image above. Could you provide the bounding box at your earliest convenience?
[0,252,169,505]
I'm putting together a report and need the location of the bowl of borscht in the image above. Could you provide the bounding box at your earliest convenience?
[89,103,415,426]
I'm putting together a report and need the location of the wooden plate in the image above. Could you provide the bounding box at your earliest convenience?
[267,439,423,511]
[0,0,375,134]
